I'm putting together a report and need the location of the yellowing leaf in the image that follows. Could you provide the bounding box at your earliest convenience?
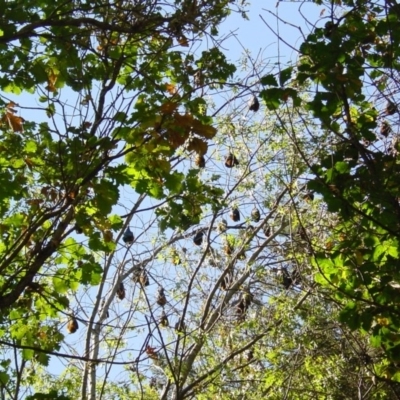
[46,69,58,92]
[165,83,178,95]
[377,317,390,326]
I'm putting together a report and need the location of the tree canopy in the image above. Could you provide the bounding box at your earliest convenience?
[1,0,400,399]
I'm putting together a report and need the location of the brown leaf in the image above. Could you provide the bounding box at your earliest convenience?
[103,230,113,243]
[24,158,34,171]
[167,129,188,148]
[191,119,217,139]
[27,199,44,206]
[40,186,50,196]
[49,189,58,202]
[187,137,208,156]
[146,345,158,360]
[178,36,189,47]
[160,101,178,114]
[174,113,194,128]
[3,111,24,132]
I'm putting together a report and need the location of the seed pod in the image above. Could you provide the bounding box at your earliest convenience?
[175,317,186,333]
[248,95,260,112]
[251,207,260,222]
[103,229,113,242]
[195,154,205,168]
[193,231,203,246]
[386,100,397,115]
[224,241,234,255]
[122,227,134,244]
[229,208,240,222]
[297,226,307,240]
[244,225,255,239]
[246,350,254,361]
[217,219,228,233]
[324,21,337,38]
[116,282,125,300]
[237,249,246,260]
[159,311,169,327]
[225,153,239,168]
[207,246,219,267]
[282,267,292,289]
[291,268,301,285]
[240,290,253,308]
[132,267,141,283]
[263,225,271,237]
[380,121,391,137]
[149,377,157,389]
[303,192,314,202]
[67,316,79,334]
[139,272,150,287]
[235,300,246,316]
[193,70,204,87]
[156,287,167,307]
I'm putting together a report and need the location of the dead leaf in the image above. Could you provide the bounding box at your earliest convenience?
[2,111,24,132]
[174,113,194,128]
[41,186,50,196]
[27,199,44,207]
[160,101,178,114]
[187,137,208,155]
[191,119,217,139]
[24,158,34,171]
[146,345,159,360]
[178,36,189,47]
[167,130,187,148]
[49,189,58,202]
[103,230,113,242]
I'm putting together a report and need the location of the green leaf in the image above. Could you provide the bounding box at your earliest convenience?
[260,74,278,86]
[22,348,34,361]
[25,140,37,153]
[52,269,69,294]
[279,67,293,86]
[0,371,9,385]
[335,161,350,174]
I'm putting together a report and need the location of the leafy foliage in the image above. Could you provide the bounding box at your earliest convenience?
[2,0,400,399]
